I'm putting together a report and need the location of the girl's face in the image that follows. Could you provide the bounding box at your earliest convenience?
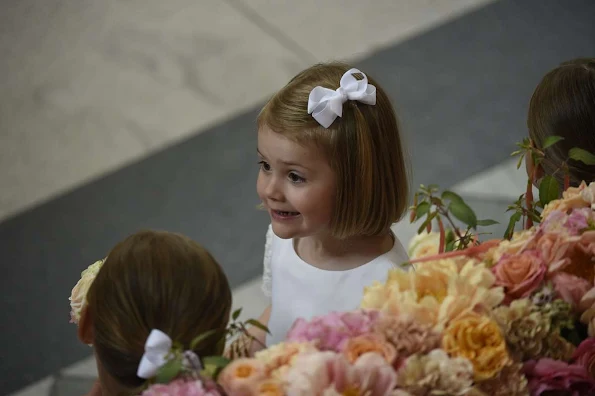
[256,125,337,240]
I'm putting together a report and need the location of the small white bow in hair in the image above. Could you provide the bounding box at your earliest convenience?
[137,329,172,379]
[307,68,376,128]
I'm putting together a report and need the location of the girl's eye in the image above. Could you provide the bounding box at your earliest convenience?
[288,172,306,184]
[258,161,271,172]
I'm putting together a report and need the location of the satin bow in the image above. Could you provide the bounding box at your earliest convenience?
[307,68,376,128]
[137,329,172,379]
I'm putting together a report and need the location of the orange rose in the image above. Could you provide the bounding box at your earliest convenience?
[342,334,397,364]
[492,250,546,303]
[251,379,284,396]
[218,358,266,396]
[442,313,510,381]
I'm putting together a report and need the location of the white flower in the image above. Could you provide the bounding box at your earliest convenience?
[407,232,441,259]
[69,259,105,324]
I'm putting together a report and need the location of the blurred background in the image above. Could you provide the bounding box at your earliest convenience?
[1,0,594,394]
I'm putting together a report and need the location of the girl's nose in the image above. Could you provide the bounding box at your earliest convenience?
[265,176,284,202]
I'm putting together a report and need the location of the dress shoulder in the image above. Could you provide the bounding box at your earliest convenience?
[261,224,274,297]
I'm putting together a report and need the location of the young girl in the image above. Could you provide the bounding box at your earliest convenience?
[527,57,595,186]
[248,62,410,350]
[73,230,232,395]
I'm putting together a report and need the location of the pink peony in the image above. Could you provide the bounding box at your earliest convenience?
[141,379,221,396]
[573,338,595,379]
[286,310,379,352]
[492,250,547,304]
[551,272,592,310]
[283,351,397,396]
[566,208,593,235]
[523,358,595,395]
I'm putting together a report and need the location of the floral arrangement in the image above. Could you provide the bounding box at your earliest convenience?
[214,186,595,395]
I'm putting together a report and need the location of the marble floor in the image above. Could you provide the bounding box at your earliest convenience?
[3,0,595,394]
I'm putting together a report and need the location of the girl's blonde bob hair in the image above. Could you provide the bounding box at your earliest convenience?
[258,62,409,239]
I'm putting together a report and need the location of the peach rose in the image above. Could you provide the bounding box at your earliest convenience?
[492,250,546,303]
[218,358,266,396]
[342,334,397,365]
[442,313,510,381]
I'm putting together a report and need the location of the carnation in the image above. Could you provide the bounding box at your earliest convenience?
[396,349,474,395]
[373,315,441,363]
[492,299,550,361]
[474,362,528,396]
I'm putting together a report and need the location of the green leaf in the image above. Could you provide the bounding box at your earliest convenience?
[190,329,218,350]
[504,212,522,240]
[414,202,431,221]
[232,308,242,321]
[417,212,437,234]
[202,356,231,380]
[155,358,182,384]
[448,201,478,229]
[569,147,595,165]
[538,175,560,206]
[246,319,271,334]
[476,219,499,226]
[542,135,564,149]
[445,240,456,252]
[427,184,439,192]
[441,190,464,203]
[516,153,524,169]
[203,355,231,368]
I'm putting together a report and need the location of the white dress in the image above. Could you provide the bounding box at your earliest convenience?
[261,225,409,346]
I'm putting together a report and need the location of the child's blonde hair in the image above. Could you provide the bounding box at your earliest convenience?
[528,58,595,186]
[258,62,409,239]
[86,230,232,390]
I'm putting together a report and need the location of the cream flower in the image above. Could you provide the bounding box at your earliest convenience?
[362,260,504,332]
[484,229,535,266]
[69,259,105,324]
[408,232,441,259]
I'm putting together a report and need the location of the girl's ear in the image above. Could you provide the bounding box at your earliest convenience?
[78,306,94,345]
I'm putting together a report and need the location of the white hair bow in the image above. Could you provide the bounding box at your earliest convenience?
[137,329,172,379]
[307,68,376,128]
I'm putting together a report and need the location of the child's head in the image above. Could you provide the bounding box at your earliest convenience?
[256,62,409,240]
[79,230,232,393]
[528,58,595,187]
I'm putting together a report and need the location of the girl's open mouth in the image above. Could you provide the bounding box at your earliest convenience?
[271,210,301,220]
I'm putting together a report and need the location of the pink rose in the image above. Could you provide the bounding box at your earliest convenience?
[287,310,379,352]
[573,338,595,379]
[523,358,595,395]
[492,250,547,304]
[142,379,221,396]
[551,272,592,310]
